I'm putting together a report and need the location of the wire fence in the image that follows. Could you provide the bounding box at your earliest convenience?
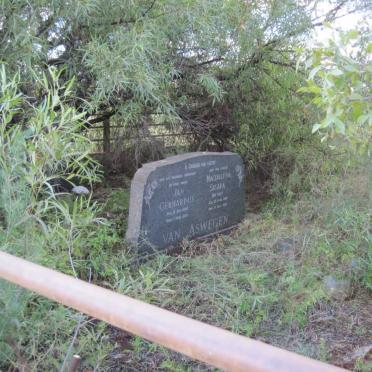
[87,121,195,154]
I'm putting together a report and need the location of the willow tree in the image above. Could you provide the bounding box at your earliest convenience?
[1,0,370,152]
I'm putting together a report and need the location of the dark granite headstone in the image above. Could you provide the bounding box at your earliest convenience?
[126,152,245,252]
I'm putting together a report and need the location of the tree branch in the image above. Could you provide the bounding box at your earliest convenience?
[185,57,224,68]
[85,111,116,126]
[311,0,349,27]
[108,0,157,26]
[143,0,157,17]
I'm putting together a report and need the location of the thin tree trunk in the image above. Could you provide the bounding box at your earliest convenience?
[103,118,111,171]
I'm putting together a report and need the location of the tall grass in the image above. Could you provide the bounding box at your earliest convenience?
[0,64,115,370]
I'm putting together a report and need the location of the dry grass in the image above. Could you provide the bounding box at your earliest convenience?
[95,168,371,371]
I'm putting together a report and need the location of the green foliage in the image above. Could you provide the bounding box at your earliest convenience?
[197,73,225,105]
[2,0,363,139]
[160,359,193,372]
[0,65,115,370]
[1,2,371,370]
[300,27,372,155]
[104,189,130,215]
[2,0,369,170]
[226,60,336,198]
[0,65,99,199]
[231,63,315,169]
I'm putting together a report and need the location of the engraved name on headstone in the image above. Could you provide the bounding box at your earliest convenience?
[126,152,245,252]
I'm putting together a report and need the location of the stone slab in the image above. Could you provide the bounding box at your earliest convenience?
[126,152,245,252]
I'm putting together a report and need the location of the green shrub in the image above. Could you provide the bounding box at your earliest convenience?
[300,27,372,156]
[0,64,116,370]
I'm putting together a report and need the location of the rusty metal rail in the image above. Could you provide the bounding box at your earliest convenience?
[0,251,345,371]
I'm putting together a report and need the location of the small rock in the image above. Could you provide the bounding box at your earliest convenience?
[274,237,296,254]
[323,275,351,300]
[71,185,90,195]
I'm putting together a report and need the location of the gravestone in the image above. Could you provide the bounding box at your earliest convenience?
[126,152,245,252]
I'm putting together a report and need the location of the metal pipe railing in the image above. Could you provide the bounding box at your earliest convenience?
[0,251,345,371]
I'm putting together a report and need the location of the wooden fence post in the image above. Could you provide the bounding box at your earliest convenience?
[103,118,111,171]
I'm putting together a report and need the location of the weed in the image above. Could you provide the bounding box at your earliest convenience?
[102,166,370,370]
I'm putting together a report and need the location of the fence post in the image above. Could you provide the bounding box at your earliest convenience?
[103,118,111,170]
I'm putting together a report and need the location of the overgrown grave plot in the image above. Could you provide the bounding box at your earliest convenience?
[89,167,371,371]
